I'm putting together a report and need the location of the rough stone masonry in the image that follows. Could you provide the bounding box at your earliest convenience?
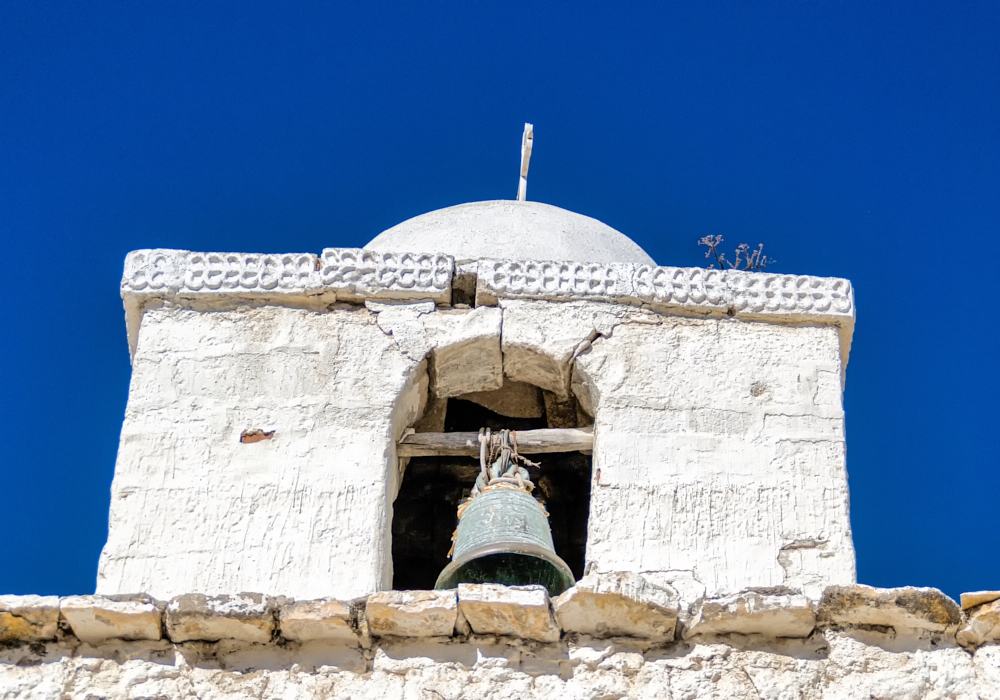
[2,581,1000,698]
[101,245,855,602]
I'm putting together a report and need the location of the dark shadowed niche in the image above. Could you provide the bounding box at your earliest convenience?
[391,386,592,591]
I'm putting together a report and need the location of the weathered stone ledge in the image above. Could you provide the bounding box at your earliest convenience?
[4,633,999,699]
[474,259,854,326]
[2,582,994,653]
[120,249,855,363]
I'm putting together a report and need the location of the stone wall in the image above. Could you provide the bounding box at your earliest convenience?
[533,301,853,599]
[2,584,999,699]
[99,305,424,600]
[98,248,858,601]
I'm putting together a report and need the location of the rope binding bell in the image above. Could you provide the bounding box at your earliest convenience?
[434,428,575,597]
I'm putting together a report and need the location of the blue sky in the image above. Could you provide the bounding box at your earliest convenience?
[1,2,997,600]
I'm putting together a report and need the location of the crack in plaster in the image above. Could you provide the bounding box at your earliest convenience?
[365,301,436,364]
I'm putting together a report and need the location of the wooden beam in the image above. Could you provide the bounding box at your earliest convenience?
[397,427,593,458]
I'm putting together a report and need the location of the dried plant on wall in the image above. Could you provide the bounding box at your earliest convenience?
[699,235,774,271]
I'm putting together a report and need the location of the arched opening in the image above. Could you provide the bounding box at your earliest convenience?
[391,383,593,591]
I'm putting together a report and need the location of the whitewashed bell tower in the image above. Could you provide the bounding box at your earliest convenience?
[6,130,996,700]
[101,150,856,602]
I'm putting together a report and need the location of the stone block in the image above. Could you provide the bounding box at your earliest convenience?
[0,595,59,643]
[321,248,453,304]
[961,590,1000,610]
[957,598,1000,649]
[475,260,634,307]
[685,591,816,639]
[457,583,560,643]
[554,572,678,641]
[477,260,855,371]
[413,394,448,433]
[819,585,961,633]
[278,598,357,644]
[423,307,503,397]
[366,590,458,638]
[500,300,625,398]
[367,300,436,362]
[165,593,274,643]
[60,595,161,644]
[543,390,578,428]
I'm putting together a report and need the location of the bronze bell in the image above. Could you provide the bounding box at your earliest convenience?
[434,429,575,597]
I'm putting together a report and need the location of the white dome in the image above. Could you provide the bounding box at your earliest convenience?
[364,200,655,265]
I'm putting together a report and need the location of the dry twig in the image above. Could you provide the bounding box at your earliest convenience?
[698,235,773,271]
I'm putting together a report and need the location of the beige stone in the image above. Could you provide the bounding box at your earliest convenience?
[367,300,436,362]
[457,584,560,643]
[819,585,961,632]
[685,591,816,639]
[278,599,356,644]
[368,303,506,398]
[961,590,1000,610]
[423,307,503,397]
[500,300,625,398]
[354,603,373,649]
[0,595,59,643]
[366,589,458,638]
[553,572,678,640]
[543,390,578,428]
[413,393,448,433]
[165,593,274,643]
[957,598,1000,648]
[60,595,161,644]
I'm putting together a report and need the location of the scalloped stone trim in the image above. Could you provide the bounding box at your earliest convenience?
[121,249,855,366]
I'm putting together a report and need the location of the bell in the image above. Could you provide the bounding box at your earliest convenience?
[434,486,575,597]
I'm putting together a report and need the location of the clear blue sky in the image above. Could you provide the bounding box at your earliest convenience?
[1,2,997,600]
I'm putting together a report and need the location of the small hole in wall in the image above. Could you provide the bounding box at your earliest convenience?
[240,429,275,443]
[390,396,592,591]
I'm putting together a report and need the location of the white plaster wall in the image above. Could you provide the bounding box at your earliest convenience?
[100,296,853,602]
[1,637,995,700]
[97,305,423,601]
[573,313,854,599]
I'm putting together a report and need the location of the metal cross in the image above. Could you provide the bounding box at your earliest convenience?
[517,123,533,201]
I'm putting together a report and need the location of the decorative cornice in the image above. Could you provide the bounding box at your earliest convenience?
[121,248,455,358]
[475,259,854,323]
[318,248,453,302]
[473,259,855,372]
[122,248,453,300]
[121,249,854,365]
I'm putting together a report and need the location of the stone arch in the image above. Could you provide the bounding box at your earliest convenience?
[379,301,606,592]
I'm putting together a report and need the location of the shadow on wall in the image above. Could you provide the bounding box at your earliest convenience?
[391,394,592,591]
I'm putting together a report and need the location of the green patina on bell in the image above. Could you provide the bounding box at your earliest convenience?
[434,486,575,597]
